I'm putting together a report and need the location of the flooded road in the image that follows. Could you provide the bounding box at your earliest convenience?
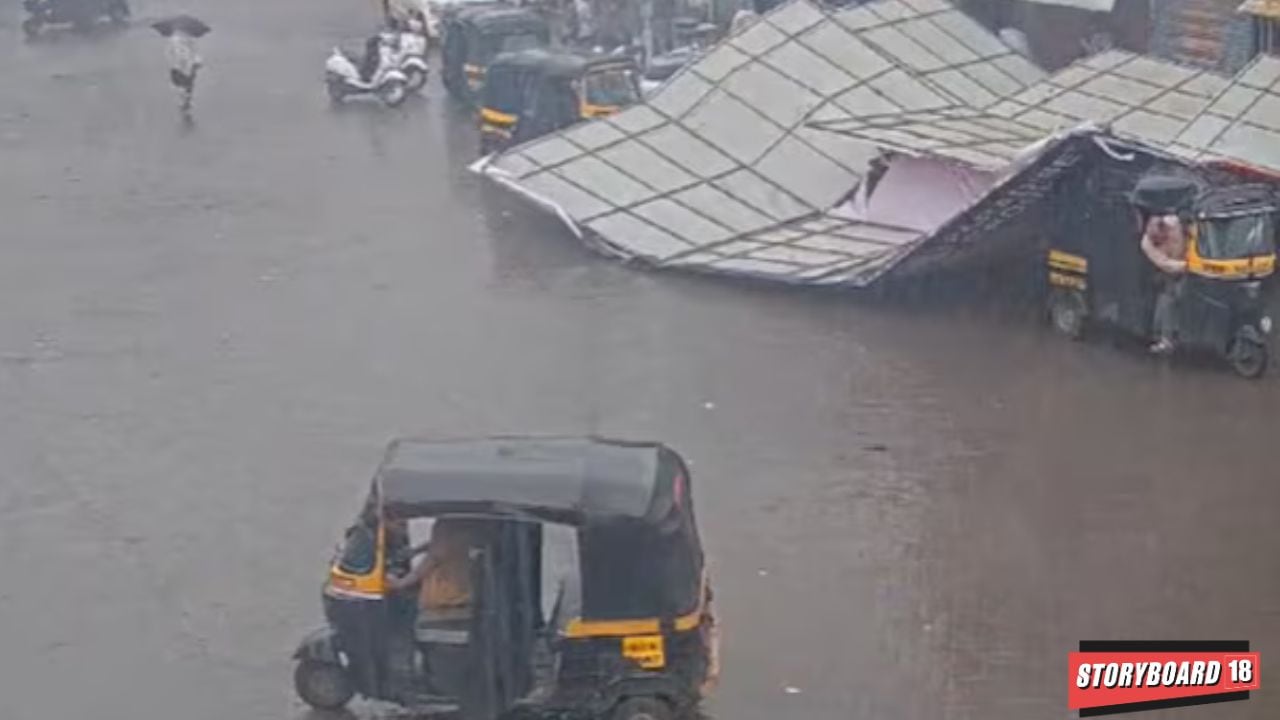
[1,1,1278,719]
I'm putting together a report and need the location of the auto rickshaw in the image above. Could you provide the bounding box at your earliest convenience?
[441,6,550,105]
[479,49,642,154]
[293,436,719,720]
[1046,157,1277,377]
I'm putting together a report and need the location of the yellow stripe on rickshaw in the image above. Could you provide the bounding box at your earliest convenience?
[480,107,517,126]
[563,571,709,638]
[1187,253,1276,280]
[581,103,619,119]
[564,617,661,638]
[1048,250,1088,274]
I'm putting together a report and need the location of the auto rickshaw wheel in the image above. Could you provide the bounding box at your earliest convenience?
[294,660,354,710]
[22,16,42,38]
[611,696,674,720]
[1048,289,1087,340]
[1229,334,1268,379]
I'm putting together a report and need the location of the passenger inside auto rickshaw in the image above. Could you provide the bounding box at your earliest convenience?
[387,518,490,694]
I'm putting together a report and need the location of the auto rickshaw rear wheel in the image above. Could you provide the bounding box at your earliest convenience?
[611,696,674,720]
[1048,289,1087,340]
[1229,334,1268,379]
[294,660,354,710]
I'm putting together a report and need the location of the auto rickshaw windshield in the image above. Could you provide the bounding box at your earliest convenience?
[337,523,377,574]
[476,31,542,63]
[1198,213,1276,260]
[583,67,640,107]
[482,68,527,114]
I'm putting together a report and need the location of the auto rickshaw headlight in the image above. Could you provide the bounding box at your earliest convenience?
[1261,316,1273,335]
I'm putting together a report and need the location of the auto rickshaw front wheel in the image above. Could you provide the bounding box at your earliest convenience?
[611,696,674,720]
[1228,332,1268,379]
[294,660,354,710]
[1048,288,1087,340]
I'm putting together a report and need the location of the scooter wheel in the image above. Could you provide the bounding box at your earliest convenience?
[1229,335,1268,379]
[294,660,354,710]
[380,79,408,107]
[326,81,346,105]
[405,68,428,92]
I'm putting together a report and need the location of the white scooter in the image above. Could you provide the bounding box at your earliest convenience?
[325,39,409,107]
[385,23,429,92]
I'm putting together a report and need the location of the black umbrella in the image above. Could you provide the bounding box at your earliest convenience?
[151,14,211,37]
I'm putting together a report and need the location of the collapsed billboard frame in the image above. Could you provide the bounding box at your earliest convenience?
[475,0,1280,288]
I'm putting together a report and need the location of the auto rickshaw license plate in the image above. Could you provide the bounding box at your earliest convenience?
[622,634,666,669]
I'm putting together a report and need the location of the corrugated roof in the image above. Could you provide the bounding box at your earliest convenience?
[477,0,1280,289]
[811,51,1280,176]
[811,107,1051,169]
[475,0,1043,286]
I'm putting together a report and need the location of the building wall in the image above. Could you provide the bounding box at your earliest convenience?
[1146,0,1258,73]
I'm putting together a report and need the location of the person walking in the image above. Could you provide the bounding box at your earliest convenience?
[1141,213,1188,354]
[151,16,211,119]
[167,31,202,115]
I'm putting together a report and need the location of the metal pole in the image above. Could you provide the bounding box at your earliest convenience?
[642,0,654,69]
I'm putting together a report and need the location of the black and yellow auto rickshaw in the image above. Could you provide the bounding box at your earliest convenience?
[479,49,642,154]
[293,436,719,720]
[441,6,550,104]
[1046,159,1277,377]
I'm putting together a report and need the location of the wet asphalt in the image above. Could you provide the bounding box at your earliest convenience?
[2,1,1280,719]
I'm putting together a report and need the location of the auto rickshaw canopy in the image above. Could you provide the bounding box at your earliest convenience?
[482,49,639,116]
[452,5,547,45]
[1195,183,1279,220]
[375,436,691,525]
[486,48,636,81]
[373,436,705,622]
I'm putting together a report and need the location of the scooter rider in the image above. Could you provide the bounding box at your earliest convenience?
[359,34,383,82]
